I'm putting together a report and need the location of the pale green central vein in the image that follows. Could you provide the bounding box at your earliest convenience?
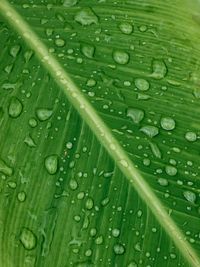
[0,1,199,266]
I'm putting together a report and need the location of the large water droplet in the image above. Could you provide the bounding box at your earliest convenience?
[20,228,37,250]
[183,191,196,204]
[0,158,13,176]
[45,155,58,175]
[158,178,168,186]
[160,117,176,131]
[8,97,23,118]
[75,8,98,26]
[185,131,197,142]
[113,243,125,255]
[85,198,94,210]
[81,43,95,58]
[36,108,53,121]
[113,50,129,65]
[55,38,65,47]
[165,165,177,176]
[10,45,21,57]
[126,108,144,124]
[119,22,133,35]
[151,59,167,79]
[140,125,159,138]
[135,78,149,91]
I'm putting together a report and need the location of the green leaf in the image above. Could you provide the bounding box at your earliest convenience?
[0,0,200,266]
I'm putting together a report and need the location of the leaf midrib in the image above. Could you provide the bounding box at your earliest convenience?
[0,1,199,266]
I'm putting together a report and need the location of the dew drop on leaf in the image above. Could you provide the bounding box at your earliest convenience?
[126,108,144,124]
[44,155,58,175]
[158,178,168,186]
[90,228,97,237]
[55,38,65,47]
[185,131,197,142]
[160,117,176,131]
[69,179,78,190]
[74,8,99,26]
[24,50,33,63]
[8,97,23,118]
[81,43,95,58]
[149,142,162,158]
[95,235,103,245]
[85,198,94,210]
[165,165,177,176]
[24,135,36,148]
[113,50,130,65]
[140,125,159,138]
[63,0,78,7]
[17,191,26,202]
[20,228,37,250]
[151,59,167,79]
[28,118,38,128]
[183,191,196,204]
[113,243,125,255]
[10,45,21,58]
[36,108,53,121]
[135,78,150,91]
[0,158,13,176]
[119,22,133,35]
[112,228,120,237]
[127,261,138,267]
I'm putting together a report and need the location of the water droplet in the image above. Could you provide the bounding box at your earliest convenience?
[135,78,149,91]
[112,228,120,237]
[149,142,162,158]
[45,155,58,175]
[113,243,125,255]
[55,38,65,47]
[17,191,26,202]
[113,50,129,65]
[20,228,37,250]
[95,235,103,245]
[183,191,196,204]
[151,59,167,79]
[69,179,78,190]
[140,125,159,138]
[120,159,129,167]
[8,97,23,118]
[160,117,176,131]
[143,158,150,166]
[81,43,95,58]
[28,118,38,128]
[165,165,177,176]
[0,158,13,176]
[90,228,97,237]
[8,181,17,189]
[24,135,36,148]
[126,108,144,124]
[4,64,14,74]
[85,198,94,210]
[24,50,33,63]
[185,131,197,142]
[36,108,53,121]
[75,8,98,26]
[127,261,138,267]
[63,0,78,7]
[158,178,168,186]
[119,22,133,35]
[10,45,21,57]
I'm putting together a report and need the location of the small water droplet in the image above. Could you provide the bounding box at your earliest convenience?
[126,108,144,124]
[183,191,196,204]
[119,22,133,35]
[160,117,176,131]
[149,142,162,158]
[36,108,53,121]
[28,118,38,128]
[151,59,167,79]
[85,198,94,210]
[8,97,23,118]
[45,155,58,175]
[135,78,149,91]
[20,228,37,250]
[165,165,177,176]
[112,228,120,237]
[113,243,125,255]
[127,261,138,267]
[17,191,26,202]
[185,131,197,142]
[24,50,33,63]
[75,8,99,26]
[113,50,129,65]
[69,179,78,190]
[63,0,78,7]
[95,235,103,245]
[140,125,159,138]
[90,228,97,237]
